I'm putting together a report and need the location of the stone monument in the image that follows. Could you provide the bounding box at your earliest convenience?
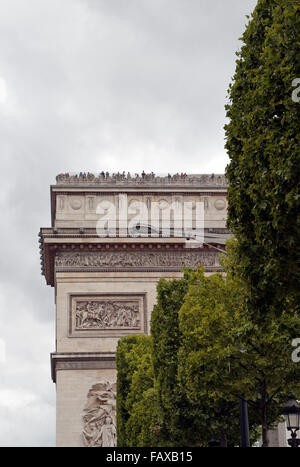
[39,172,229,446]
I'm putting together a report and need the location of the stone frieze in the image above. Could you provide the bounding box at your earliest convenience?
[55,250,220,269]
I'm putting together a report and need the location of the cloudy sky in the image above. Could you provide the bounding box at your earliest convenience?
[0,0,257,446]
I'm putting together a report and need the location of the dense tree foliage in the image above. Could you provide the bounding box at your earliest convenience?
[178,262,300,446]
[117,273,261,446]
[116,334,159,446]
[225,0,300,321]
[151,276,197,445]
[117,265,300,446]
[151,276,218,446]
[223,0,300,445]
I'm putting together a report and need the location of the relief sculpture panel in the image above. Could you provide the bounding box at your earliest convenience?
[82,381,117,447]
[69,294,146,338]
[75,299,140,330]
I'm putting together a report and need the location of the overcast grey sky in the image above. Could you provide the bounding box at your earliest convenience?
[0,0,257,446]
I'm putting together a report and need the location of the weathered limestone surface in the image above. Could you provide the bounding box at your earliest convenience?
[54,192,228,230]
[56,369,116,447]
[55,272,178,353]
[40,173,229,447]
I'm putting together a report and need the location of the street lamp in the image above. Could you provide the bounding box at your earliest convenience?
[282,395,300,448]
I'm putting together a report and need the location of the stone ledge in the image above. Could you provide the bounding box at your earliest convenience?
[51,352,116,383]
[55,173,228,187]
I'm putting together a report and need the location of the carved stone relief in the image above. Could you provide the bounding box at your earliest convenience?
[214,199,226,210]
[69,197,83,210]
[58,197,65,210]
[82,381,117,447]
[75,299,140,330]
[56,250,220,270]
[69,294,146,337]
[87,197,94,210]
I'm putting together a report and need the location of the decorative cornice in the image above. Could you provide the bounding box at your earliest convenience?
[50,352,116,383]
[40,242,225,286]
[40,227,230,236]
[39,228,229,286]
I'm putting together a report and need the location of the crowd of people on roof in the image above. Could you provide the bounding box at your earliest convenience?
[56,171,190,181]
[56,171,224,184]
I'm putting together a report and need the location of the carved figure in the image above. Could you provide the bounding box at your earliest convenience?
[56,250,220,269]
[75,300,140,329]
[82,382,117,447]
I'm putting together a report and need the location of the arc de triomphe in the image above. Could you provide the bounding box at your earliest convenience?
[39,172,229,447]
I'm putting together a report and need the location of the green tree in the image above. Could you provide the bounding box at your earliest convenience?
[178,264,300,446]
[125,386,162,447]
[116,334,160,446]
[151,275,247,446]
[151,276,206,446]
[225,0,300,321]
